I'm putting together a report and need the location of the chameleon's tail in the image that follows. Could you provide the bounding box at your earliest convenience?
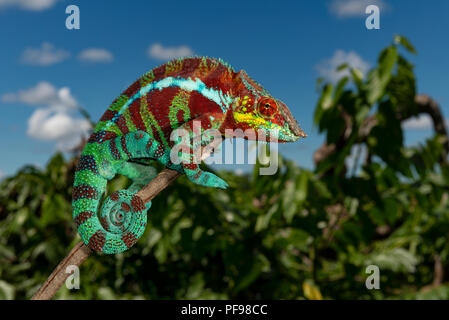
[72,153,148,254]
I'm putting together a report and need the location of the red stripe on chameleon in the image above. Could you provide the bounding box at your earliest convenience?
[73,184,99,201]
[78,155,98,174]
[153,144,166,159]
[110,192,119,201]
[121,203,131,212]
[189,91,223,116]
[121,231,139,248]
[123,80,141,98]
[182,58,201,74]
[203,63,233,92]
[100,109,118,122]
[115,115,129,135]
[88,230,107,252]
[74,211,95,226]
[109,139,121,160]
[99,215,110,231]
[88,131,118,143]
[130,195,145,212]
[120,136,132,159]
[145,86,179,143]
[128,97,147,131]
[183,163,197,170]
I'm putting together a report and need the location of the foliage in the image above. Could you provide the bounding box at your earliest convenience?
[1,36,449,300]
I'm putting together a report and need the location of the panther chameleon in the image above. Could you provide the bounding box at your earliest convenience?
[72,56,306,254]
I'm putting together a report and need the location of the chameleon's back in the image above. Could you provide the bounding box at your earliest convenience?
[90,57,237,146]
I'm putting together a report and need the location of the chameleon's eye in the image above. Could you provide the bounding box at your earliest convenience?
[257,97,278,119]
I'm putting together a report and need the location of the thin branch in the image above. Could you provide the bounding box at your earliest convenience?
[31,241,91,300]
[31,140,221,300]
[420,254,444,292]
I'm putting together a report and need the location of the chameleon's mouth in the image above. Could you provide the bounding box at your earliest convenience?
[278,101,307,139]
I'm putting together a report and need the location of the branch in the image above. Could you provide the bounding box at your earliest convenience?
[31,241,91,300]
[31,140,220,300]
[420,254,444,292]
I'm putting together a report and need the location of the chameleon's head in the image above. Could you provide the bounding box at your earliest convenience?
[230,70,306,142]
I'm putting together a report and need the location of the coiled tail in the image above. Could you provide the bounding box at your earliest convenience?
[72,151,149,254]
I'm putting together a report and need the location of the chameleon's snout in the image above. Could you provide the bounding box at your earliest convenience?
[279,101,307,139]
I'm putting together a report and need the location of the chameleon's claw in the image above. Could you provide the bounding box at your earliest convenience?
[208,174,229,189]
[186,170,229,189]
[216,180,229,190]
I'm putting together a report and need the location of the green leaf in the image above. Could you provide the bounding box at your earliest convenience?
[394,34,417,54]
[282,181,297,223]
[185,273,205,299]
[314,83,333,126]
[288,229,312,251]
[0,280,15,300]
[334,76,349,102]
[97,287,116,300]
[350,68,364,89]
[295,170,309,203]
[387,55,416,114]
[365,45,398,104]
[365,248,418,273]
[255,203,278,232]
[336,63,349,71]
[233,254,268,293]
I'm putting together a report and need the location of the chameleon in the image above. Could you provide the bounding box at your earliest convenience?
[72,56,306,254]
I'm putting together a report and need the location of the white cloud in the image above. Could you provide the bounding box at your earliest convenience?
[2,81,78,111]
[316,49,370,83]
[403,114,449,130]
[0,0,58,11]
[27,108,91,150]
[402,115,449,131]
[20,42,70,66]
[402,115,433,130]
[79,48,114,63]
[148,43,194,60]
[2,82,91,150]
[329,0,388,18]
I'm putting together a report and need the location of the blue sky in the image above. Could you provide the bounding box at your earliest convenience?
[0,0,448,178]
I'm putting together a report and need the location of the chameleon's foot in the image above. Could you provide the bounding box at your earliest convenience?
[99,189,149,254]
[118,162,158,193]
[185,169,229,189]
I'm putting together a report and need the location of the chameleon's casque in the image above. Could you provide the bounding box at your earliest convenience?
[73,56,306,254]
